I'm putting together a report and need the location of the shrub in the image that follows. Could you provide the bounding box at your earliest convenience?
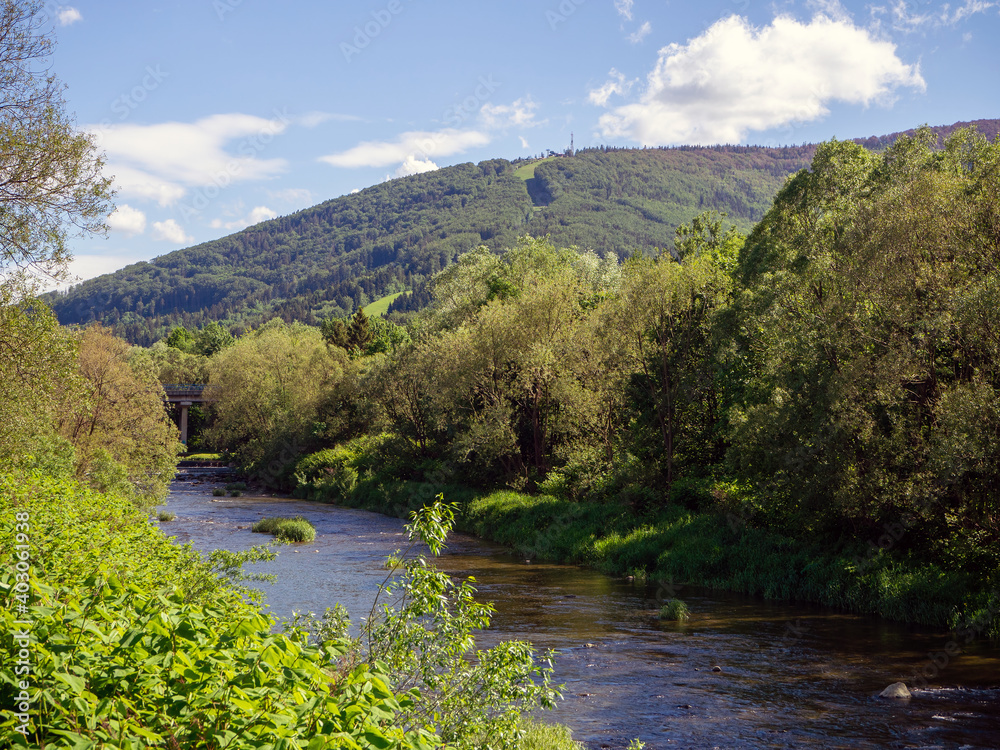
[225,481,247,491]
[252,515,316,543]
[229,490,242,497]
[156,511,176,522]
[212,487,225,496]
[659,599,690,621]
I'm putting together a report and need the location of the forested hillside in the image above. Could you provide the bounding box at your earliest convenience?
[49,147,816,343]
[48,119,1000,344]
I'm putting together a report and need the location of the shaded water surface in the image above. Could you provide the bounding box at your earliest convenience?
[163,472,1000,749]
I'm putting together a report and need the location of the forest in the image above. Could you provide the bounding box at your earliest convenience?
[47,145,824,343]
[129,127,1000,640]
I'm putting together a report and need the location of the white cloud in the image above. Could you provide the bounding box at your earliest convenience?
[93,113,290,206]
[805,0,852,22]
[66,254,139,285]
[106,204,147,237]
[57,6,82,26]
[614,0,634,21]
[596,14,925,146]
[210,205,278,232]
[267,187,314,205]
[871,0,996,32]
[944,0,997,23]
[393,156,440,178]
[298,111,362,128]
[588,68,635,106]
[320,128,490,169]
[106,164,187,207]
[479,98,542,130]
[152,219,194,244]
[519,136,530,149]
[248,205,277,224]
[628,21,652,43]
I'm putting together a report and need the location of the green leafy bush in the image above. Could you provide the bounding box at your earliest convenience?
[212,487,225,496]
[0,472,438,749]
[294,497,563,750]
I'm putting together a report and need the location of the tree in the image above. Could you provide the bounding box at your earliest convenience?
[0,287,77,470]
[0,0,113,288]
[53,325,181,507]
[730,128,1000,563]
[165,325,196,353]
[348,307,374,352]
[205,320,352,481]
[194,320,234,356]
[603,219,737,495]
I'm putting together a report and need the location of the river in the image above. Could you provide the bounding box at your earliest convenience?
[162,470,1000,749]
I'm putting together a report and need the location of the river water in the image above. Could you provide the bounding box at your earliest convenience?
[162,471,1000,749]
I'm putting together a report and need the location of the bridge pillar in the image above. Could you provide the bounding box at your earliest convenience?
[179,401,193,445]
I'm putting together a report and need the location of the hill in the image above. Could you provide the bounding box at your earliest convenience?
[48,119,999,344]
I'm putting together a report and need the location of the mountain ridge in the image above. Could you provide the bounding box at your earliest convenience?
[50,118,1000,344]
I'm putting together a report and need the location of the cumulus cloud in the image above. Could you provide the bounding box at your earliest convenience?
[320,128,490,169]
[596,14,925,146]
[479,98,542,130]
[393,156,440,178]
[588,68,635,107]
[106,204,147,237]
[66,254,139,285]
[94,113,290,206]
[628,21,652,43]
[614,0,634,21]
[57,6,82,26]
[210,205,278,232]
[152,219,194,244]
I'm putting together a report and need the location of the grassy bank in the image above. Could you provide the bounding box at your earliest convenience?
[320,476,1000,638]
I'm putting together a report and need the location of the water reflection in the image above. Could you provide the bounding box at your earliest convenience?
[163,473,1000,749]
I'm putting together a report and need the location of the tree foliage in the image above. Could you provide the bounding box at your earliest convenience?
[0,0,112,287]
[730,128,1000,566]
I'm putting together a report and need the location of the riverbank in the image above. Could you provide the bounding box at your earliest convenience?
[0,471,585,750]
[312,477,1000,639]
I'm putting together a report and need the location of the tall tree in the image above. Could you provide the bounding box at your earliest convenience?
[0,0,113,288]
[731,128,1000,565]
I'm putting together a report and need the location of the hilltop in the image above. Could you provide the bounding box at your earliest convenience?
[48,118,999,343]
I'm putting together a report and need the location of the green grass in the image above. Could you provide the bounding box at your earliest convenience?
[518,718,583,749]
[659,599,690,621]
[252,516,316,543]
[322,477,1000,637]
[184,452,221,460]
[514,157,554,181]
[363,291,407,318]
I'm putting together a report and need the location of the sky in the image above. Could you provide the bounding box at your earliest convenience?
[42,0,1000,283]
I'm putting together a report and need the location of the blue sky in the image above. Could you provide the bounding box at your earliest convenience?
[45,0,1000,282]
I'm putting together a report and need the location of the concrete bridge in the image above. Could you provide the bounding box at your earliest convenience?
[162,384,218,444]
